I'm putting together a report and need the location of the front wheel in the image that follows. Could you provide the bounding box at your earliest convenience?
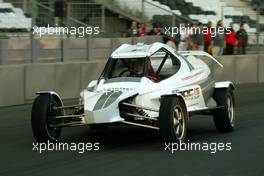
[213,87,235,132]
[31,95,63,142]
[159,96,188,143]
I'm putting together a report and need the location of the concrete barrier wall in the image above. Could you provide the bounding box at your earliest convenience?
[0,55,263,107]
[0,65,25,106]
[25,64,56,101]
[213,54,264,84]
[0,60,106,106]
[259,55,264,82]
[213,55,236,83]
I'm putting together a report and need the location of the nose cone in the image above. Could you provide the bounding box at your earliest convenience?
[92,91,123,111]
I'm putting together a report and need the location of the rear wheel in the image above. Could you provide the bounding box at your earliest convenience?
[31,95,63,142]
[213,88,235,132]
[159,96,188,143]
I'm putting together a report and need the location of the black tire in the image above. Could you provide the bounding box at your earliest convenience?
[159,96,188,143]
[213,87,235,132]
[31,95,62,142]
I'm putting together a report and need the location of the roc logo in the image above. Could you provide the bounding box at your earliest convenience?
[179,87,200,99]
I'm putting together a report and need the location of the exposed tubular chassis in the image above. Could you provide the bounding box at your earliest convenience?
[51,102,160,129]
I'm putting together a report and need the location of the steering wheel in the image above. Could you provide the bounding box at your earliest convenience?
[118,69,131,77]
[119,69,133,77]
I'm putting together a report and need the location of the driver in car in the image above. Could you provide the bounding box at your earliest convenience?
[133,61,144,76]
[120,59,159,82]
[131,60,159,82]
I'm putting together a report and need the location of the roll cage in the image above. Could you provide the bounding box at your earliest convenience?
[100,47,182,82]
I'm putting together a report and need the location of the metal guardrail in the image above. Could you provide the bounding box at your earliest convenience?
[0,36,164,64]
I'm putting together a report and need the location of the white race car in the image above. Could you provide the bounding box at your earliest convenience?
[31,42,235,143]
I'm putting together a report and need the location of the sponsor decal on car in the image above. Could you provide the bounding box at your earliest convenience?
[172,87,201,100]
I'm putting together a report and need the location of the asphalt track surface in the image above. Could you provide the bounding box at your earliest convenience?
[0,84,264,176]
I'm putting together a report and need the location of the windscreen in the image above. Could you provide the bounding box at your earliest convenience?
[106,58,146,79]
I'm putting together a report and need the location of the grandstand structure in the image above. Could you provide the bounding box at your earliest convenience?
[80,0,264,46]
[0,0,264,64]
[0,0,31,32]
[102,0,264,32]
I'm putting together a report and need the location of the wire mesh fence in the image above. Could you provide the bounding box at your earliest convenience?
[68,2,104,28]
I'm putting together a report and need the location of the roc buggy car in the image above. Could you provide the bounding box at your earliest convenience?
[31,42,235,143]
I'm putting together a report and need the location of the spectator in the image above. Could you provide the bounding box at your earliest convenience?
[212,20,225,56]
[148,23,162,35]
[224,23,236,55]
[236,23,248,55]
[208,44,217,58]
[173,28,181,50]
[178,23,189,51]
[204,21,212,52]
[191,23,204,51]
[128,21,139,37]
[166,36,177,49]
[139,23,147,36]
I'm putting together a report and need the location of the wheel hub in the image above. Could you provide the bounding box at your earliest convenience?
[173,106,185,140]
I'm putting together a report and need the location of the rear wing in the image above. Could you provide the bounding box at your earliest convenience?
[178,51,223,68]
